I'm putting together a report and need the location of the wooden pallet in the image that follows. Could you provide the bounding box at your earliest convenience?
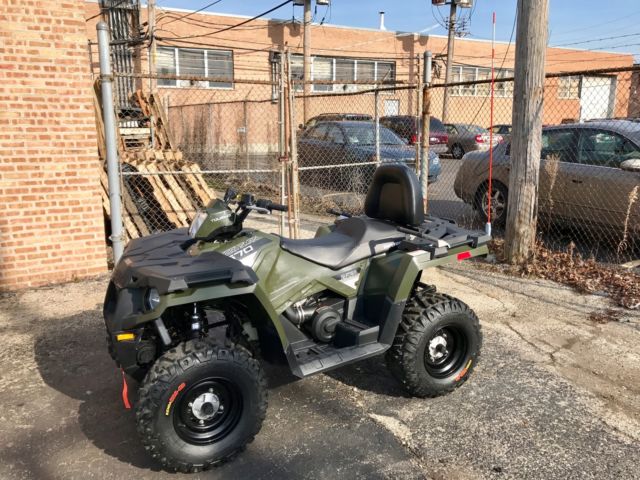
[94,85,218,240]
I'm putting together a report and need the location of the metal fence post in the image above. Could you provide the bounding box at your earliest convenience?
[420,51,432,212]
[278,51,286,236]
[374,89,380,165]
[286,51,300,238]
[415,54,422,177]
[97,22,125,263]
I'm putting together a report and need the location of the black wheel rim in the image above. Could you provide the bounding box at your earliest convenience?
[173,378,243,445]
[423,325,468,378]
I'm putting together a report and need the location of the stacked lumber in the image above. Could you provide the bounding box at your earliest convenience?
[94,82,218,240]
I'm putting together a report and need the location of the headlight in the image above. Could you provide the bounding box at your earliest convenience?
[188,211,208,238]
[146,288,161,311]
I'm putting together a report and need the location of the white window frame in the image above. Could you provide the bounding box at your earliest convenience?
[558,75,580,100]
[156,46,234,90]
[450,65,513,98]
[290,55,395,93]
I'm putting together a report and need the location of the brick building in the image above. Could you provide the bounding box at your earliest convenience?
[1,0,106,290]
[84,2,635,155]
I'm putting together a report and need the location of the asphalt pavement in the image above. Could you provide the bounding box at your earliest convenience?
[1,265,638,479]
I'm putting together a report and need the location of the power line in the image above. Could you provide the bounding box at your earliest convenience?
[551,32,640,48]
[550,10,640,38]
[158,12,291,32]
[160,0,225,26]
[158,0,293,41]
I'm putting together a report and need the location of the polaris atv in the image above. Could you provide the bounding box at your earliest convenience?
[104,164,489,472]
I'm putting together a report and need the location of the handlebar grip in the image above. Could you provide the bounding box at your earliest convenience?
[327,208,352,218]
[269,202,288,212]
[256,198,288,212]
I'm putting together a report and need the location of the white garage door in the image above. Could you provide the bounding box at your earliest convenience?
[580,76,615,121]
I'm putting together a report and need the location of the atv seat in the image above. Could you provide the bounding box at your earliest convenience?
[280,164,424,269]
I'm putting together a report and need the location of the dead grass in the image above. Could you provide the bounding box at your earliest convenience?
[484,238,640,310]
[618,185,638,257]
[588,309,623,324]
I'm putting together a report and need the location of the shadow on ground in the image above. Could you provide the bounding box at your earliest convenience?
[29,309,416,478]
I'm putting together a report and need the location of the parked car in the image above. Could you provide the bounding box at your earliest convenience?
[453,121,640,234]
[298,120,441,192]
[489,124,512,143]
[444,123,503,159]
[380,115,449,154]
[300,113,372,132]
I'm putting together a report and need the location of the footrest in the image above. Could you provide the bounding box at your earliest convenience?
[289,342,387,378]
[334,321,379,348]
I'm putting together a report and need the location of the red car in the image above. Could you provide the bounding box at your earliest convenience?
[380,115,449,154]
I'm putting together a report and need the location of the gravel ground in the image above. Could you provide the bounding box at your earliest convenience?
[0,262,638,479]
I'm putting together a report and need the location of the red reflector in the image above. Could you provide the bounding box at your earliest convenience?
[475,134,485,143]
[457,251,472,261]
[410,134,417,144]
[121,369,131,409]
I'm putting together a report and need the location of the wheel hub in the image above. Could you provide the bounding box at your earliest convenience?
[428,334,449,363]
[191,391,221,421]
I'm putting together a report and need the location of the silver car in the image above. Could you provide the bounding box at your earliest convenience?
[444,123,503,159]
[453,121,640,235]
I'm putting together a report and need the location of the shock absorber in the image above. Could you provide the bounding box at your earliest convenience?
[189,303,206,338]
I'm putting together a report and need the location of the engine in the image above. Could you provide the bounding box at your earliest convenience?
[284,292,345,343]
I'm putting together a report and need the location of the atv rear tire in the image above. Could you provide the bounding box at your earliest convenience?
[386,291,481,397]
[136,339,267,473]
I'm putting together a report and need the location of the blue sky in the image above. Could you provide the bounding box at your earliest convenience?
[156,0,640,57]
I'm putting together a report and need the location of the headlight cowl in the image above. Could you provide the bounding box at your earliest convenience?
[188,211,208,238]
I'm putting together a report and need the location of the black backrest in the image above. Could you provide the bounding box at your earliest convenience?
[364,164,424,227]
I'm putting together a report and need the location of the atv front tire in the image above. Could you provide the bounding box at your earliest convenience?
[136,339,267,473]
[386,291,481,397]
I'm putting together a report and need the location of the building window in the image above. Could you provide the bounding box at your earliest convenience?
[450,65,514,97]
[290,54,396,93]
[558,76,580,99]
[156,46,233,89]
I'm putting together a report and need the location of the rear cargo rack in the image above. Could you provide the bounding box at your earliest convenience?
[397,216,490,257]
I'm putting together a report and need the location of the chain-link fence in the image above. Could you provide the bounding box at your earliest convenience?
[426,66,639,263]
[98,60,639,263]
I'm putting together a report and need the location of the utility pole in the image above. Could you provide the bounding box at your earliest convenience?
[441,0,457,123]
[504,0,549,264]
[303,0,311,123]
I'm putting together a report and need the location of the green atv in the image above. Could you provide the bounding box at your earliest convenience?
[103,164,489,472]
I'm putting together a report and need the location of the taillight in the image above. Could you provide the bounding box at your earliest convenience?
[475,134,485,144]
[410,134,417,144]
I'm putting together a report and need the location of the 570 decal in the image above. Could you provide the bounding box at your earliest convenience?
[222,237,271,263]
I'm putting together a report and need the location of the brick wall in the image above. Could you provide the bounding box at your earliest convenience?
[0,0,107,290]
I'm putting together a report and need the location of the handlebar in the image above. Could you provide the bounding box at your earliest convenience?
[255,199,288,212]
